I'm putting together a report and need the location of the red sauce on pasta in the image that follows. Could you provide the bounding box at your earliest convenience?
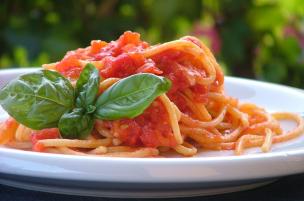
[54,31,222,148]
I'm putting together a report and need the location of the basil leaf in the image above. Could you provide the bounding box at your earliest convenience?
[58,108,94,139]
[0,70,74,130]
[94,73,171,120]
[75,64,100,110]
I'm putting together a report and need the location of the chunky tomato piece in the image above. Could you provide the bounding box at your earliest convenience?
[117,120,142,146]
[55,54,82,79]
[113,100,177,148]
[100,52,162,78]
[31,128,60,144]
[118,31,141,46]
[56,54,79,72]
[137,100,176,147]
[100,54,137,78]
[31,128,60,152]
[90,40,107,54]
[136,61,163,74]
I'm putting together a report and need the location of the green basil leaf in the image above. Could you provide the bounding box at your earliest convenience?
[86,105,96,114]
[58,108,94,139]
[75,64,100,110]
[0,70,74,130]
[94,73,171,120]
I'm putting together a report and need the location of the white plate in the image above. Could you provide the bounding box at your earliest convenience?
[0,68,304,198]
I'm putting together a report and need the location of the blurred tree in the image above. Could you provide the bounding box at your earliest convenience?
[0,0,303,88]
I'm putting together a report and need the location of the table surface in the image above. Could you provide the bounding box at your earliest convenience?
[0,174,303,201]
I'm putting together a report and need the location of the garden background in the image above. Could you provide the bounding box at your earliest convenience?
[1,0,303,88]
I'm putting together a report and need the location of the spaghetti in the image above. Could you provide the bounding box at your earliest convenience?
[0,31,303,157]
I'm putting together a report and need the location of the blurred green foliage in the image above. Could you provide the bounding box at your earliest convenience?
[1,0,304,88]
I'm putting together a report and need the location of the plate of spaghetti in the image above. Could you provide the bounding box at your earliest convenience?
[0,31,304,198]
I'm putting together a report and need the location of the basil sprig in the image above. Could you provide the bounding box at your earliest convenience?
[58,64,100,139]
[0,64,172,139]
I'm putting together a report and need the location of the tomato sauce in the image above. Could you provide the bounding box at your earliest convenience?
[54,31,221,148]
[31,128,60,152]
[100,100,176,148]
